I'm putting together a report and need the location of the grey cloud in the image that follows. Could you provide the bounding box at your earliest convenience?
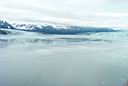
[0,0,128,27]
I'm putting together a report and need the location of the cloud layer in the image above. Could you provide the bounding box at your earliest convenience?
[0,0,128,27]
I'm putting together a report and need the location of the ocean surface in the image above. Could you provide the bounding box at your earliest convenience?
[0,28,128,86]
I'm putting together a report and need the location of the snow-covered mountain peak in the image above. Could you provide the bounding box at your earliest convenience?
[0,20,15,29]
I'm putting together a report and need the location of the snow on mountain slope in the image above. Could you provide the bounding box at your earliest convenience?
[0,20,15,29]
[13,23,118,34]
[0,19,121,35]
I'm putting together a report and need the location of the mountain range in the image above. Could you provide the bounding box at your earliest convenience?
[0,19,119,35]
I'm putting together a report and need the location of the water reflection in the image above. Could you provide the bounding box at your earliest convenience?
[0,36,112,48]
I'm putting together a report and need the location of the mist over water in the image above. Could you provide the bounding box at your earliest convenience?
[0,29,128,86]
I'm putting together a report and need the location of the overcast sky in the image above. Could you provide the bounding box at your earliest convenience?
[0,0,128,27]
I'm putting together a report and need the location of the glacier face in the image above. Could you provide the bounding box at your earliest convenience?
[0,27,127,48]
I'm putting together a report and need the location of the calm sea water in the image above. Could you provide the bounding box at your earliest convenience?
[0,30,128,86]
